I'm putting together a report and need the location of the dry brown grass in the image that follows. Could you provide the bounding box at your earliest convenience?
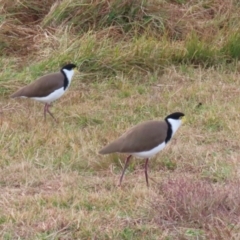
[1,0,240,62]
[1,66,240,239]
[1,0,240,239]
[151,176,240,239]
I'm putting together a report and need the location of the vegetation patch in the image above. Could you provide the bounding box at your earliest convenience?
[1,0,240,239]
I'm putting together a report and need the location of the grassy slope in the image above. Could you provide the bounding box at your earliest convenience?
[1,0,240,239]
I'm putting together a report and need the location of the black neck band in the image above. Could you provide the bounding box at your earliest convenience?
[165,119,173,143]
[61,70,69,90]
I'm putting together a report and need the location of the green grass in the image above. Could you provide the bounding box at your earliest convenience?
[1,0,240,239]
[1,66,240,239]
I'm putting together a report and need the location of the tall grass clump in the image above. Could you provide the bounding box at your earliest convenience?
[1,0,240,69]
[42,0,164,35]
[182,34,222,66]
[1,0,56,23]
[221,32,240,61]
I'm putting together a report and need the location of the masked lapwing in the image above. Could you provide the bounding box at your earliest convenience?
[99,112,185,187]
[10,63,77,122]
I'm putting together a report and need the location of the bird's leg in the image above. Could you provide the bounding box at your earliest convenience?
[144,158,149,187]
[119,155,132,186]
[44,103,57,122]
[44,103,48,121]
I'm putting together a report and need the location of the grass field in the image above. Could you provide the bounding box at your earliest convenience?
[1,0,240,239]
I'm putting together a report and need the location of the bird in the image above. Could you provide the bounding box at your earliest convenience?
[10,63,77,122]
[99,112,185,187]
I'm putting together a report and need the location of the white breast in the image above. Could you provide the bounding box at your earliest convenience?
[31,87,65,104]
[132,141,166,158]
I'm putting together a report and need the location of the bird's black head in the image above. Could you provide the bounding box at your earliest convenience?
[62,63,77,71]
[165,112,185,120]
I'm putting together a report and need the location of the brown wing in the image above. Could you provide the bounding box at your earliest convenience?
[10,72,64,98]
[99,120,168,154]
